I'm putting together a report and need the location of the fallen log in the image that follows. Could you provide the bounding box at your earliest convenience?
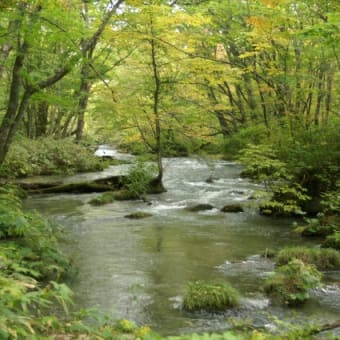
[11,175,124,194]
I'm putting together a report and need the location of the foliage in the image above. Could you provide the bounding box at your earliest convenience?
[183,280,240,312]
[123,160,157,199]
[0,137,103,178]
[323,231,340,251]
[238,144,309,216]
[296,218,338,237]
[276,247,340,270]
[223,125,268,160]
[0,185,74,338]
[264,259,322,306]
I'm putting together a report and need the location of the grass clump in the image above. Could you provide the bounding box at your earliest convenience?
[276,246,340,270]
[264,259,322,306]
[183,280,240,312]
[89,192,115,206]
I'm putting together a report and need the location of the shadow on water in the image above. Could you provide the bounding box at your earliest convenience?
[24,157,340,336]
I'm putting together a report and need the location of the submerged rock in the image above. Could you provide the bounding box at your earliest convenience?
[185,204,215,212]
[221,204,244,213]
[124,211,153,219]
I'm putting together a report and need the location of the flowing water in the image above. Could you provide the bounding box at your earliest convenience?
[25,156,340,336]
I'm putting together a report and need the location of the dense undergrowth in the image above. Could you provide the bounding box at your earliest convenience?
[0,185,158,339]
[0,136,104,178]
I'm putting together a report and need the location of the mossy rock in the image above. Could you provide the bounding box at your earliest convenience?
[89,192,115,206]
[221,204,244,213]
[183,280,240,312]
[264,259,322,306]
[275,246,340,270]
[112,190,139,201]
[185,204,214,212]
[124,212,153,219]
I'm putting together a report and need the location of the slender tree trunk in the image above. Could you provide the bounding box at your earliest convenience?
[208,87,230,137]
[75,62,92,142]
[150,37,163,186]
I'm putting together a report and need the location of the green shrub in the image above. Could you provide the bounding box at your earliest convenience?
[0,137,103,178]
[223,125,268,160]
[123,160,157,199]
[297,218,337,237]
[264,259,322,306]
[276,247,340,270]
[323,231,340,250]
[238,144,309,216]
[183,280,240,312]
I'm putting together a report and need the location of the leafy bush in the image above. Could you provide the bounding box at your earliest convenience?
[323,231,340,250]
[0,137,103,178]
[123,160,157,199]
[264,259,322,306]
[223,124,268,160]
[238,144,309,216]
[276,247,340,270]
[183,281,240,312]
[296,218,337,237]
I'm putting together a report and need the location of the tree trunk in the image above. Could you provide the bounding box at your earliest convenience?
[150,34,164,187]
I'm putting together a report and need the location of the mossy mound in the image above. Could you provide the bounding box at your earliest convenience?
[124,212,153,219]
[264,259,322,306]
[89,192,115,206]
[276,246,340,270]
[221,204,244,213]
[183,280,240,312]
[185,204,214,212]
[112,190,139,201]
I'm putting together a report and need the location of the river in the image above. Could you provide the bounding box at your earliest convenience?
[24,156,340,336]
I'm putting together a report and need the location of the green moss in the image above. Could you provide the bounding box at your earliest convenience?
[276,246,340,270]
[89,192,115,206]
[124,211,153,219]
[183,280,240,312]
[264,259,322,306]
[112,189,139,201]
[185,204,214,212]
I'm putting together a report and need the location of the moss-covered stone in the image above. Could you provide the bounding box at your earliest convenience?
[89,192,115,206]
[124,211,153,219]
[221,204,244,213]
[112,190,139,201]
[185,204,214,212]
[183,280,240,312]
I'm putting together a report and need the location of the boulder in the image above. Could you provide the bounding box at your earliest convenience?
[186,204,214,212]
[221,204,244,213]
[124,211,153,219]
